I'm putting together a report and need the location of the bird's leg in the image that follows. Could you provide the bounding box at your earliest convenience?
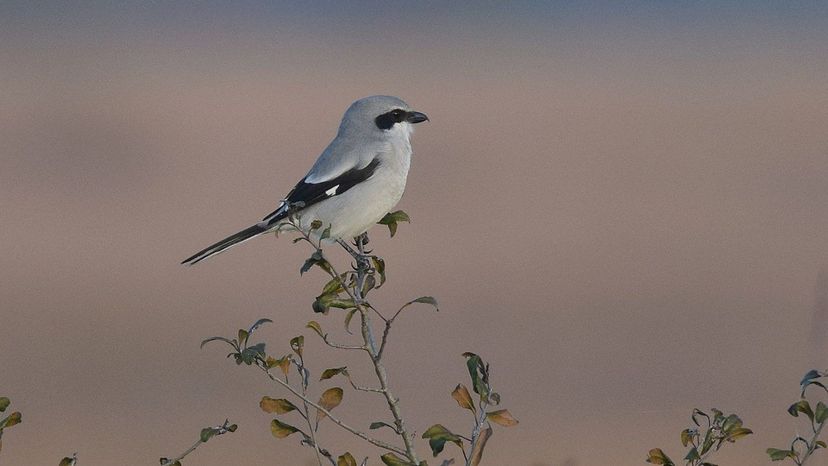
[337,234,373,268]
[353,233,372,271]
[337,238,361,259]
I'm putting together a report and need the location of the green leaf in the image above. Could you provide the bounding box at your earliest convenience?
[320,224,332,241]
[422,424,462,457]
[699,426,714,455]
[815,401,828,424]
[321,275,348,295]
[317,387,344,421]
[462,353,490,401]
[766,448,795,461]
[310,220,323,230]
[451,384,475,411]
[59,455,78,466]
[344,308,358,334]
[788,400,815,421]
[338,452,358,466]
[200,427,217,442]
[412,296,438,308]
[378,210,411,238]
[290,335,304,358]
[314,294,357,314]
[801,369,822,385]
[372,257,386,288]
[301,251,332,275]
[724,427,752,442]
[260,397,297,414]
[0,398,9,413]
[238,329,249,347]
[683,447,700,462]
[370,421,396,431]
[362,274,376,296]
[691,409,709,427]
[721,414,742,433]
[270,419,300,439]
[645,448,674,465]
[248,318,273,333]
[380,452,416,466]
[306,321,324,338]
[486,409,518,427]
[200,336,236,350]
[238,342,266,365]
[327,298,357,310]
[320,367,349,381]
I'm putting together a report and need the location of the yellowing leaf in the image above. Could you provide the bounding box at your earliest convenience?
[380,452,416,466]
[270,419,299,439]
[320,367,348,381]
[317,387,344,422]
[338,452,358,466]
[486,409,518,427]
[645,448,675,465]
[306,321,324,338]
[468,426,492,466]
[451,384,474,411]
[3,412,21,428]
[260,397,297,414]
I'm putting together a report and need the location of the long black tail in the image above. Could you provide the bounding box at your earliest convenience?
[182,224,268,266]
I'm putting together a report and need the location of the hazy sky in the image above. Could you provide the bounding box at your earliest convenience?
[2,2,828,465]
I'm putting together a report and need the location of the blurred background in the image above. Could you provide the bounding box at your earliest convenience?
[2,1,827,465]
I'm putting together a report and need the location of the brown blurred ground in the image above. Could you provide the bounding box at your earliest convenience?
[1,3,828,465]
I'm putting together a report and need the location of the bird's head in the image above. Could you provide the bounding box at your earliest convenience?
[338,95,428,140]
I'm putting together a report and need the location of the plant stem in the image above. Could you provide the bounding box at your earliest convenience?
[297,364,325,466]
[466,399,489,466]
[261,365,408,457]
[352,234,420,464]
[800,420,826,466]
[161,438,203,466]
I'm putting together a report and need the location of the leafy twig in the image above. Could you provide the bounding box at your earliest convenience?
[160,419,237,466]
[768,370,828,465]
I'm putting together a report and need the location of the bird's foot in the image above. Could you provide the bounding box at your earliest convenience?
[337,235,375,272]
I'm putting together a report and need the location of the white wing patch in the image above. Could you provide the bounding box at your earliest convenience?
[325,185,340,196]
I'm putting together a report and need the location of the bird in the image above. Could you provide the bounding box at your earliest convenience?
[182,95,428,266]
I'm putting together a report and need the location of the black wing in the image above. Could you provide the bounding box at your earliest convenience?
[261,158,381,226]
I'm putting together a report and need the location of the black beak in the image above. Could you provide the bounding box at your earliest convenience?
[405,111,429,124]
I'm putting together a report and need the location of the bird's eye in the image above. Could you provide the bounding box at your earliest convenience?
[375,109,405,130]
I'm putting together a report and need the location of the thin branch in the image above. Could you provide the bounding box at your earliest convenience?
[160,420,235,466]
[296,361,325,466]
[321,334,367,351]
[799,420,826,466]
[260,365,408,457]
[377,320,392,360]
[350,383,386,394]
[162,438,202,466]
[351,234,420,464]
[465,399,490,466]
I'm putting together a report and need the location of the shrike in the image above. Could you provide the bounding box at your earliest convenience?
[182,95,428,266]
